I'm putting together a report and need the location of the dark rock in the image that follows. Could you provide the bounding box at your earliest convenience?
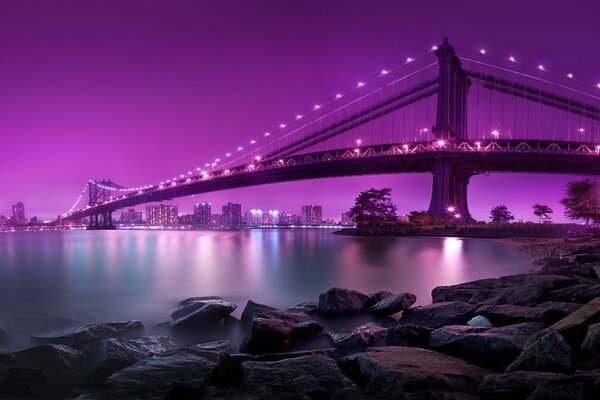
[475,304,563,326]
[571,284,600,302]
[542,258,573,268]
[81,336,177,383]
[366,291,394,307]
[318,287,371,315]
[0,367,45,399]
[370,292,416,315]
[544,284,595,303]
[331,322,388,352]
[433,274,579,307]
[248,348,338,362]
[535,301,583,318]
[538,263,599,279]
[528,381,589,400]
[1,344,81,398]
[0,326,11,349]
[105,341,230,398]
[386,324,432,347]
[285,301,318,315]
[427,323,546,369]
[575,254,600,264]
[398,301,475,329]
[338,346,491,398]
[170,297,237,332]
[506,328,575,373]
[242,354,360,399]
[479,371,567,398]
[580,323,600,368]
[31,321,144,349]
[239,301,323,354]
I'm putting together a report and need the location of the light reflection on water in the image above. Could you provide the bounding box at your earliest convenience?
[0,230,530,327]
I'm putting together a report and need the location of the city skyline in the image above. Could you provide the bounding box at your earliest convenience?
[1,1,599,222]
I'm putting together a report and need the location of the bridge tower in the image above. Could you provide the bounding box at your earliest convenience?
[428,38,473,220]
[87,180,119,230]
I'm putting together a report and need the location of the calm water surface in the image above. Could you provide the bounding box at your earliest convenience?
[0,229,530,330]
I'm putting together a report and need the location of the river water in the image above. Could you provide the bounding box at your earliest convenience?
[0,229,530,340]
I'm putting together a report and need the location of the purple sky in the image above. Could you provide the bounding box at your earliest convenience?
[1,0,599,222]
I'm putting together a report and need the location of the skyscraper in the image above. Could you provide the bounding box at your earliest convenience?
[145,204,178,225]
[222,202,242,226]
[12,202,25,225]
[301,204,322,225]
[194,202,212,225]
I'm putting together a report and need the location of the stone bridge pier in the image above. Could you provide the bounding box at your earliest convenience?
[427,157,473,221]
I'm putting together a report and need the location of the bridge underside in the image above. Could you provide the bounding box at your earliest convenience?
[64,147,600,225]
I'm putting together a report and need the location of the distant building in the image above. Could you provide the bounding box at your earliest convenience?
[194,202,212,225]
[145,204,178,225]
[12,202,25,225]
[0,215,7,227]
[120,208,143,224]
[222,203,242,226]
[29,216,38,225]
[246,209,264,226]
[341,212,353,226]
[178,213,196,224]
[212,213,223,226]
[266,210,280,224]
[301,204,322,225]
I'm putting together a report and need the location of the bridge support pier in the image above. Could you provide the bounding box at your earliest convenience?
[427,158,473,221]
[87,211,116,230]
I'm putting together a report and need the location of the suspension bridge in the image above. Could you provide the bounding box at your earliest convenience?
[57,38,600,229]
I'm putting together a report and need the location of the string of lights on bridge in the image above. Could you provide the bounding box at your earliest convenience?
[60,41,600,218]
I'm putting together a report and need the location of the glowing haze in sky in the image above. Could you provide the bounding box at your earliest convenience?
[1,0,599,222]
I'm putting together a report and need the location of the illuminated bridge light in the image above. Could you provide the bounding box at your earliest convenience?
[215,158,220,162]
[335,93,342,99]
[278,159,284,164]
[479,49,486,55]
[567,73,574,79]
[597,83,600,89]
[279,123,286,128]
[237,146,243,151]
[475,141,482,150]
[447,206,455,212]
[224,169,230,174]
[171,182,177,186]
[538,65,545,71]
[406,57,413,63]
[264,132,270,136]
[249,164,255,170]
[250,140,256,144]
[296,114,303,120]
[578,128,585,133]
[226,153,231,157]
[403,144,409,152]
[491,130,500,138]
[509,56,516,62]
[454,213,461,219]
[437,139,446,147]
[354,148,360,154]
[431,46,438,51]
[381,69,388,75]
[356,139,361,145]
[205,163,210,167]
[314,104,321,110]
[255,156,261,161]
[357,82,365,88]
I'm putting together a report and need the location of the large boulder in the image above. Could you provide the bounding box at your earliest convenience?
[170,297,237,332]
[544,284,597,303]
[580,322,600,368]
[0,367,46,398]
[427,323,546,369]
[330,322,388,353]
[479,371,567,398]
[31,321,144,349]
[370,292,416,315]
[535,301,583,318]
[386,325,432,347]
[338,346,491,398]
[398,301,475,329]
[366,291,394,307]
[105,341,230,398]
[0,344,82,398]
[506,328,575,373]
[242,354,361,399]
[285,302,318,315]
[475,304,564,326]
[81,336,177,383]
[318,287,371,315]
[239,301,323,354]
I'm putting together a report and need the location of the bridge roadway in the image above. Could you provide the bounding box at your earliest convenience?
[63,139,600,221]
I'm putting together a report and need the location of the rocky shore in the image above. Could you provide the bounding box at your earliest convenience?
[1,242,600,399]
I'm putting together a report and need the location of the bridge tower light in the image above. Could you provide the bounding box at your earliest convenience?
[356,139,361,146]
[447,206,455,213]
[475,141,481,150]
[491,130,500,138]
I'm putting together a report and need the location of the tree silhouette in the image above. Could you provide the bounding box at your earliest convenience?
[348,188,397,226]
[490,204,515,224]
[532,204,553,223]
[560,179,600,225]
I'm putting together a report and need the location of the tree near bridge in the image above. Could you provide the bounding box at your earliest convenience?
[348,188,397,226]
[532,204,553,223]
[560,179,600,225]
[490,205,515,224]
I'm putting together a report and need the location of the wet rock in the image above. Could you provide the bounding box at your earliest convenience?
[105,341,230,398]
[338,346,491,398]
[544,284,596,303]
[81,336,177,383]
[239,301,323,354]
[31,321,144,349]
[398,301,475,329]
[506,328,575,373]
[538,263,599,279]
[479,371,567,398]
[370,292,416,315]
[366,291,394,307]
[285,301,318,315]
[432,278,498,304]
[467,315,494,326]
[170,297,237,333]
[242,354,361,399]
[0,344,81,398]
[580,323,600,368]
[0,367,45,399]
[528,381,589,400]
[330,322,388,352]
[386,324,432,347]
[318,287,371,315]
[535,301,583,318]
[427,323,546,369]
[475,304,563,326]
